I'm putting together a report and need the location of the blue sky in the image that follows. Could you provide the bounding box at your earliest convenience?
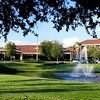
[0,22,99,47]
[1,0,100,47]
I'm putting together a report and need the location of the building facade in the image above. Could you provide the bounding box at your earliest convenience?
[0,45,40,61]
[0,44,74,61]
[79,39,100,62]
[1,39,99,61]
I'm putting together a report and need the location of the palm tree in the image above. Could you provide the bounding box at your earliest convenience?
[73,42,81,60]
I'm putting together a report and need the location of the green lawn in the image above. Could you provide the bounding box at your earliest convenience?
[0,62,74,77]
[0,62,100,100]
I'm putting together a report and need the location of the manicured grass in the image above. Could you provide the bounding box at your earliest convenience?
[0,62,100,99]
[93,64,100,74]
[0,75,100,100]
[0,62,74,77]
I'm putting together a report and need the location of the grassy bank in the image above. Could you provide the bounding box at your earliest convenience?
[0,62,74,78]
[0,62,100,99]
[0,75,100,100]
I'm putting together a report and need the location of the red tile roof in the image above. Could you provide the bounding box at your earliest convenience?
[81,39,100,45]
[63,47,75,52]
[0,48,5,52]
[16,45,40,54]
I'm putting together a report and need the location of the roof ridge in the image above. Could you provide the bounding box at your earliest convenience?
[81,39,100,44]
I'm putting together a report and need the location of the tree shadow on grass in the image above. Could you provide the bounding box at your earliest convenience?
[37,63,74,70]
[36,63,74,79]
[0,86,100,94]
[0,78,85,85]
[0,63,22,74]
[5,62,27,67]
[0,78,99,94]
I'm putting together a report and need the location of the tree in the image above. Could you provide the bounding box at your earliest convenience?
[51,41,63,63]
[87,46,100,62]
[73,42,81,60]
[0,0,100,40]
[40,40,63,61]
[40,41,52,60]
[4,42,16,60]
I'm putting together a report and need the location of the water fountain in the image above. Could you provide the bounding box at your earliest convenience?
[70,63,95,78]
[70,46,96,78]
[55,46,100,82]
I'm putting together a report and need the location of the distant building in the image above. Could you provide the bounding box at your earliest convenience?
[79,39,100,62]
[16,45,40,60]
[0,44,74,61]
[0,45,40,61]
[63,47,75,61]
[64,39,100,61]
[80,39,100,46]
[0,39,100,61]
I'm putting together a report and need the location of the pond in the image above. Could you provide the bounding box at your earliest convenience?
[54,63,100,82]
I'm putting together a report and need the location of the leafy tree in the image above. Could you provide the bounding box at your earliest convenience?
[51,41,63,63]
[4,42,16,60]
[87,46,100,62]
[95,49,100,59]
[40,40,63,61]
[40,41,52,60]
[87,46,97,58]
[73,42,81,59]
[0,0,100,40]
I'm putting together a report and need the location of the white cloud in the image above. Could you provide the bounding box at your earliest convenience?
[0,43,4,47]
[62,37,80,48]
[0,40,40,47]
[11,40,34,45]
[0,38,80,48]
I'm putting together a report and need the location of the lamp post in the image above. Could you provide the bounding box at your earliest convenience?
[35,33,39,62]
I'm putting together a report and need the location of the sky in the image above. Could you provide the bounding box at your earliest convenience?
[1,0,100,48]
[0,22,100,47]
